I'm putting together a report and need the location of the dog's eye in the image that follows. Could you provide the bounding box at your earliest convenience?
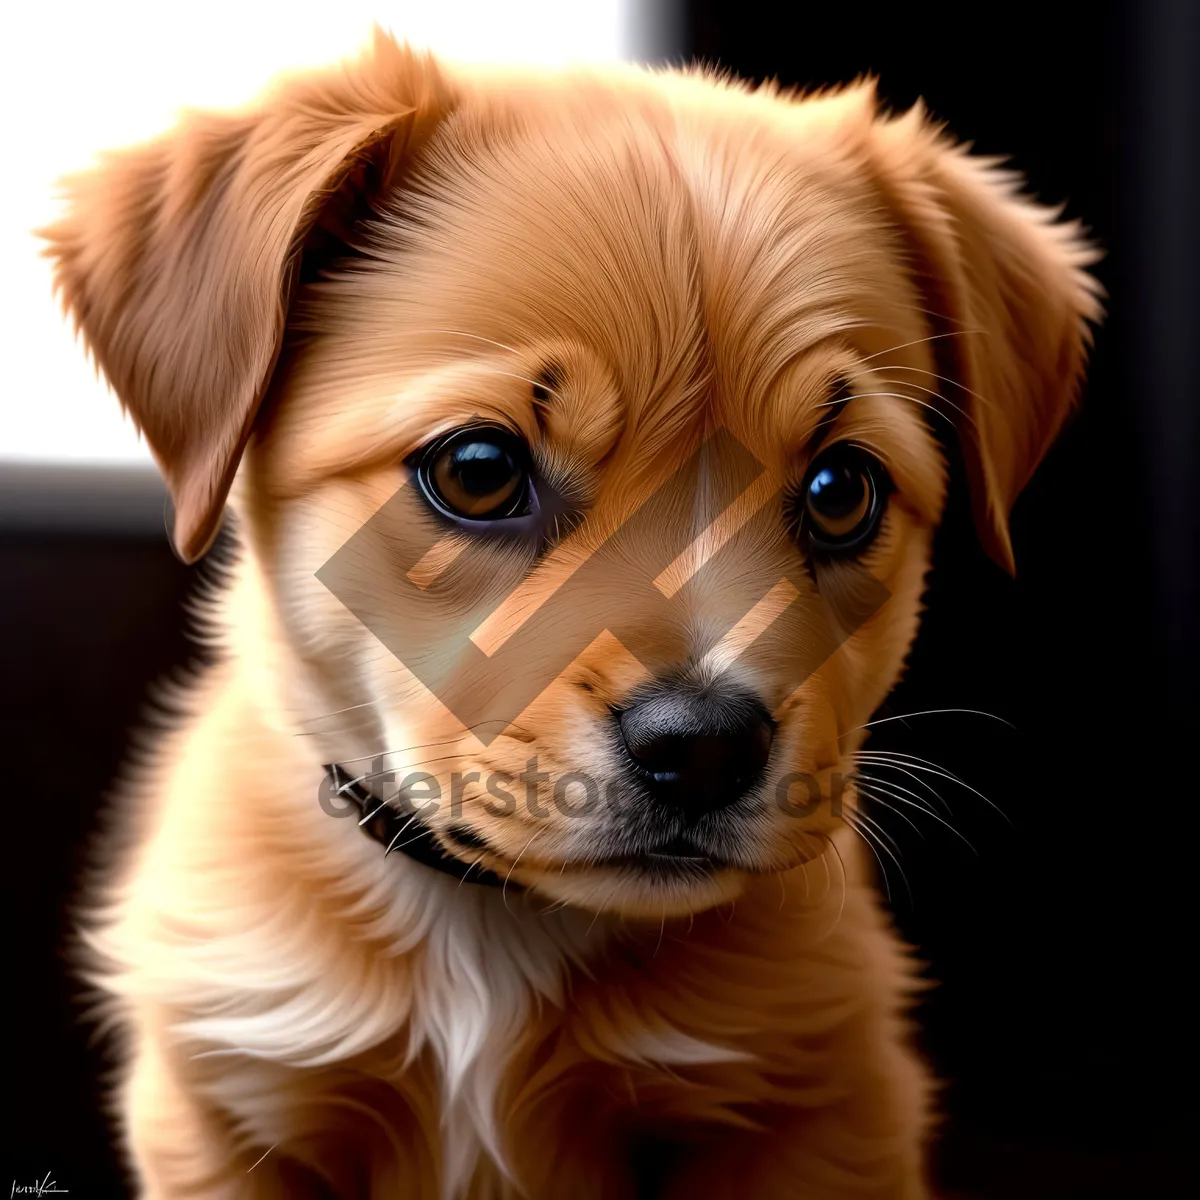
[796,444,891,554]
[416,426,533,522]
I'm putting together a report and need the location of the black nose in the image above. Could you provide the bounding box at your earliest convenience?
[617,680,774,815]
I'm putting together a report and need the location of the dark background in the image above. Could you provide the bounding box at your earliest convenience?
[2,1,1197,1195]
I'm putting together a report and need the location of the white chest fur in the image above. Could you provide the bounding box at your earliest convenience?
[398,870,601,1197]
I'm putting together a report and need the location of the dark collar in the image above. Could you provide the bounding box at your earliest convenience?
[325,763,510,890]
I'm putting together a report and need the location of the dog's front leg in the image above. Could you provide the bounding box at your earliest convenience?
[657,1024,932,1200]
[650,868,935,1200]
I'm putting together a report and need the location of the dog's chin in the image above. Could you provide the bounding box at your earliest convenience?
[519,860,747,919]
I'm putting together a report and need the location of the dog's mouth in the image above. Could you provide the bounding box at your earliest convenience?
[332,762,745,892]
[442,822,731,879]
[586,836,725,874]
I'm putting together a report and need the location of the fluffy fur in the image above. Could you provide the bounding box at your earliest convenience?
[45,31,1100,1199]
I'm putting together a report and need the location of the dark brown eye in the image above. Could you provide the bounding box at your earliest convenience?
[797,444,891,554]
[417,426,531,521]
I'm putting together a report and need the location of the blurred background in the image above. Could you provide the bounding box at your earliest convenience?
[2,1,1197,1195]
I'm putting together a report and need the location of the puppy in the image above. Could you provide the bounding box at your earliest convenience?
[46,31,1100,1199]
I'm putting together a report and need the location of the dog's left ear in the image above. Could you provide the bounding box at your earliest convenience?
[43,32,451,562]
[866,99,1104,573]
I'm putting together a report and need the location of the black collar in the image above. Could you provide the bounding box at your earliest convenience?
[325,763,510,890]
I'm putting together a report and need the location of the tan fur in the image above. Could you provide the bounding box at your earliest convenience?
[44,30,1099,1199]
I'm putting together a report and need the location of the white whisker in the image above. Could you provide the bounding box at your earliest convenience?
[848,804,904,854]
[840,708,1013,740]
[859,329,990,364]
[399,328,522,356]
[246,1143,279,1173]
[851,755,952,815]
[829,388,962,429]
[457,855,488,889]
[852,777,928,837]
[331,720,515,766]
[503,828,545,913]
[383,813,423,855]
[845,813,892,902]
[855,778,977,854]
[820,833,848,938]
[876,362,995,409]
[300,698,380,724]
[856,750,1009,824]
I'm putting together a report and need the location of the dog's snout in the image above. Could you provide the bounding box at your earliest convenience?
[617,682,774,815]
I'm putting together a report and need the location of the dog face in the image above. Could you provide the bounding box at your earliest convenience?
[46,36,1099,919]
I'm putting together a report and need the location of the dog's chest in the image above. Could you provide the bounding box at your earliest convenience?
[399,879,763,1198]
[403,880,598,1197]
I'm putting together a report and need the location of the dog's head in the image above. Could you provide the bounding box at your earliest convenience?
[46,34,1099,918]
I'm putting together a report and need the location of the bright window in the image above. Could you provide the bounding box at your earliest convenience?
[1,1,651,464]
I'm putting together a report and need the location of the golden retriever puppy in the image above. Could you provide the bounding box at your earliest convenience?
[45,30,1099,1199]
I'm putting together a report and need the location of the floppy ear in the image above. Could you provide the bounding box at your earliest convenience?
[867,100,1103,573]
[43,32,452,562]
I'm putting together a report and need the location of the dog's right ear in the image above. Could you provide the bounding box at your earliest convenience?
[43,31,452,562]
[862,93,1103,574]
